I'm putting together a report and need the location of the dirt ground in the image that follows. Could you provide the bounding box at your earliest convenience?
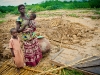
[0,9,100,72]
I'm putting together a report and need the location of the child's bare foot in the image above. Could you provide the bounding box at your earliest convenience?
[17,67,23,73]
[17,68,20,73]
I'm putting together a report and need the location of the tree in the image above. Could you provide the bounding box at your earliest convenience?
[89,0,100,8]
[24,2,27,6]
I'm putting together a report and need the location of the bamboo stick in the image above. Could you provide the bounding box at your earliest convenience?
[77,56,100,65]
[24,67,58,75]
[7,64,42,73]
[7,64,58,75]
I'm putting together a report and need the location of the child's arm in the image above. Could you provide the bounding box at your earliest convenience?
[10,48,15,57]
[23,28,31,32]
[9,40,15,57]
[32,21,36,28]
[31,20,36,31]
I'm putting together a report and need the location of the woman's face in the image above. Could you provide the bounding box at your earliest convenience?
[19,6,25,14]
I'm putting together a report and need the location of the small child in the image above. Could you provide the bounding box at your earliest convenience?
[9,28,24,70]
[29,13,36,38]
[23,13,37,40]
[29,12,36,30]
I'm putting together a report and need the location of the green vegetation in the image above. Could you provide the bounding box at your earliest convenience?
[0,6,17,17]
[0,20,5,24]
[91,16,98,19]
[0,12,6,18]
[61,68,84,75]
[94,11,100,15]
[0,0,100,16]
[89,0,100,8]
[68,13,79,18]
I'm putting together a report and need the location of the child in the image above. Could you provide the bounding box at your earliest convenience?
[9,28,24,70]
[29,13,37,39]
[29,12,36,30]
[23,13,37,40]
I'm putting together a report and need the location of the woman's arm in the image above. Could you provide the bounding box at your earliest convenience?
[16,21,28,33]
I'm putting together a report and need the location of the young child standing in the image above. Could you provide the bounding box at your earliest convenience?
[9,28,24,69]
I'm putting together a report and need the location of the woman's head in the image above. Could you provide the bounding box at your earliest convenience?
[10,28,18,37]
[18,4,25,14]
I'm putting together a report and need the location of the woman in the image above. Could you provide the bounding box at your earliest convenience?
[16,4,42,66]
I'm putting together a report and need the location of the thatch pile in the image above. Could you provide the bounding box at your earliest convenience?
[36,17,96,48]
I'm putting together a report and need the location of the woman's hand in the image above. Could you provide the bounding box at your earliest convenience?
[23,28,31,33]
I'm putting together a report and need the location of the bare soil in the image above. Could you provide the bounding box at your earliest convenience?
[0,9,100,71]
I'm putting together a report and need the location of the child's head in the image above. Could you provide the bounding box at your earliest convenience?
[10,28,18,37]
[29,13,36,20]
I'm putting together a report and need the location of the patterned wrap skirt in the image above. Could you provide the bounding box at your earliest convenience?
[24,38,42,66]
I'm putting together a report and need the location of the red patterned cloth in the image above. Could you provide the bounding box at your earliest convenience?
[24,38,42,66]
[28,20,36,32]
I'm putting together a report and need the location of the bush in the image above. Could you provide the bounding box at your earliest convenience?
[11,10,19,15]
[31,5,45,12]
[66,2,90,9]
[0,6,16,13]
[40,0,66,10]
[0,12,6,18]
[0,0,100,16]
[0,20,5,24]
[46,5,63,10]
[89,0,100,8]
